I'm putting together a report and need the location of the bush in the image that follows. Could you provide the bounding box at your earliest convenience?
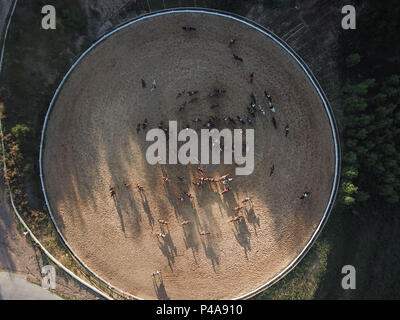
[61,6,87,33]
[11,124,30,141]
[357,191,370,202]
[342,182,358,195]
[343,196,356,205]
[343,167,358,179]
[343,152,357,164]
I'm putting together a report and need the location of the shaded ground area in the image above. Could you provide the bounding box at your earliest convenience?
[0,181,100,299]
[247,0,342,123]
[0,272,61,300]
[43,12,336,299]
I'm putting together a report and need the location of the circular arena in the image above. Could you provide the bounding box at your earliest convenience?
[40,9,340,300]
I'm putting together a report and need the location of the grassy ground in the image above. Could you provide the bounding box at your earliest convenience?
[254,237,330,300]
[255,200,400,300]
[316,204,400,299]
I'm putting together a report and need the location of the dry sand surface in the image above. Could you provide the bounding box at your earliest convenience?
[42,12,336,299]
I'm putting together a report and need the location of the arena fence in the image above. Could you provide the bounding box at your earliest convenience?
[38,8,341,300]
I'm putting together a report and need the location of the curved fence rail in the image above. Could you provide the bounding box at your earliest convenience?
[38,8,341,300]
[0,0,17,73]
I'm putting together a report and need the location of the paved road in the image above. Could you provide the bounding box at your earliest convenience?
[0,272,62,300]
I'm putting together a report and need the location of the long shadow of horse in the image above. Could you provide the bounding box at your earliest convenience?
[232,218,251,259]
[160,166,199,219]
[113,187,144,236]
[200,236,220,272]
[157,233,177,271]
[153,277,170,300]
[139,191,154,229]
[182,222,199,264]
[245,206,260,235]
[112,194,125,232]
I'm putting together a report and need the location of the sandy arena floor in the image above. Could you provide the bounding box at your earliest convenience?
[42,11,336,299]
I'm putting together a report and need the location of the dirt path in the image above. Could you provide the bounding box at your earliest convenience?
[0,183,39,277]
[42,11,337,300]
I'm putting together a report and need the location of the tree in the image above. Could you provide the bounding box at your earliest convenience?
[354,128,368,140]
[357,191,370,202]
[353,79,375,96]
[378,185,399,203]
[345,53,361,68]
[346,139,358,149]
[340,73,400,207]
[343,196,356,205]
[343,167,358,179]
[11,124,30,141]
[342,182,358,195]
[343,152,357,164]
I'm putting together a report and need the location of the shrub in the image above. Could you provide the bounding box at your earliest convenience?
[345,53,361,68]
[343,196,356,205]
[342,182,358,195]
[11,124,30,141]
